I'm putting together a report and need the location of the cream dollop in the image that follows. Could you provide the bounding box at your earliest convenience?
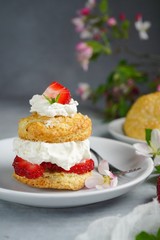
[29,95,78,117]
[13,138,91,170]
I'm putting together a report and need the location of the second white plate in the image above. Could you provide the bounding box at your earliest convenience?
[108,118,145,144]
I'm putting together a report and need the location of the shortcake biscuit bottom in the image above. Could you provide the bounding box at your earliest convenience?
[13,171,92,191]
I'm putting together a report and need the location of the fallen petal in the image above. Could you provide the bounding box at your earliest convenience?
[154,155,160,167]
[103,183,110,189]
[133,143,152,156]
[98,160,109,175]
[95,184,104,190]
[110,176,118,187]
[104,170,114,178]
[85,172,104,188]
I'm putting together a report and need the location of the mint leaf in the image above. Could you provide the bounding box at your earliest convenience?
[55,93,60,102]
[43,94,60,104]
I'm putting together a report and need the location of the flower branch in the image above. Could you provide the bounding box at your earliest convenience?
[72,0,159,120]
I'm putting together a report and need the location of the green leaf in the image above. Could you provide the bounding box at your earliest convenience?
[157,228,160,238]
[119,98,129,117]
[92,84,107,102]
[120,20,130,39]
[155,165,160,173]
[87,40,112,59]
[87,41,103,54]
[103,46,112,55]
[105,60,148,86]
[135,231,157,240]
[99,0,108,14]
[135,228,160,240]
[121,19,130,28]
[104,103,118,121]
[145,129,152,146]
[90,52,101,61]
[111,26,122,39]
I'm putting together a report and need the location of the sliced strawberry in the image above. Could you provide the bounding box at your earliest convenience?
[41,159,94,174]
[12,156,44,179]
[157,176,160,203]
[13,156,94,179]
[43,81,71,104]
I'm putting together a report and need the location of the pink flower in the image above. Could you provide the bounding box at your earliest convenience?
[135,13,143,21]
[76,82,92,100]
[85,159,118,189]
[157,85,160,91]
[80,7,91,16]
[86,0,96,9]
[127,79,134,86]
[119,13,126,21]
[80,29,93,39]
[107,17,117,27]
[76,42,93,71]
[72,17,85,33]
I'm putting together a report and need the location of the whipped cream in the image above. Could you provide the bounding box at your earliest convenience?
[29,95,78,117]
[13,138,91,170]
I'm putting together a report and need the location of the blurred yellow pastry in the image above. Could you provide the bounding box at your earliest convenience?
[124,92,160,140]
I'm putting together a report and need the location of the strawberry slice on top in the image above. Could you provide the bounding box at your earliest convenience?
[43,81,71,104]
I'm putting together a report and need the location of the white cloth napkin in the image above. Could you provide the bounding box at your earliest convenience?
[75,199,160,240]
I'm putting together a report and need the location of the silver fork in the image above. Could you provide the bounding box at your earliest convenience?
[90,148,141,176]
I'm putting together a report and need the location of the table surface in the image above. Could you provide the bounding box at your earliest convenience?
[0,100,156,240]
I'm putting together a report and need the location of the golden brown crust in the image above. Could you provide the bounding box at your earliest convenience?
[124,92,160,140]
[18,113,92,143]
[13,171,92,190]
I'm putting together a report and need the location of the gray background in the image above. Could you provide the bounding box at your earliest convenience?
[0,0,159,102]
[0,3,158,239]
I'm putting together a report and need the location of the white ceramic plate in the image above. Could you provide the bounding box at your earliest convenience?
[108,118,145,144]
[0,137,153,208]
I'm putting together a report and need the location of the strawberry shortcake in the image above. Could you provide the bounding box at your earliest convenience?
[13,82,94,190]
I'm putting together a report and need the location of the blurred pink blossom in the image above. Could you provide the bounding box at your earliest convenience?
[72,17,84,32]
[135,13,143,21]
[80,29,93,39]
[119,13,126,21]
[107,17,117,27]
[76,82,92,100]
[127,79,134,86]
[86,0,96,9]
[76,42,93,71]
[80,7,90,16]
[157,85,160,91]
